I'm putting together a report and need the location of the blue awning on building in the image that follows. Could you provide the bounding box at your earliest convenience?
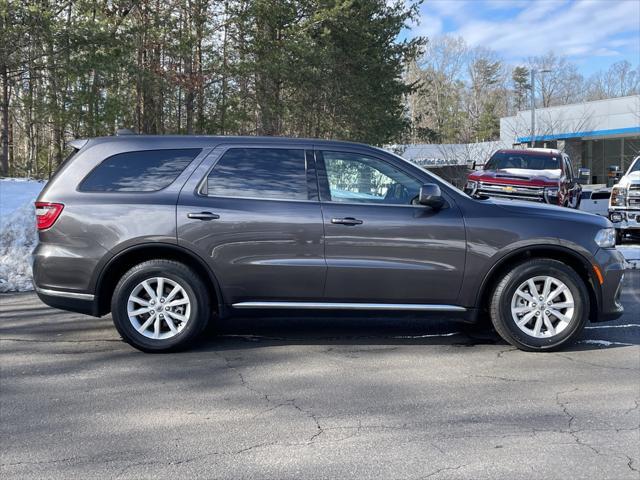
[517,126,640,144]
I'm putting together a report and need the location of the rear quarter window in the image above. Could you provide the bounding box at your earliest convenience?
[79,149,201,192]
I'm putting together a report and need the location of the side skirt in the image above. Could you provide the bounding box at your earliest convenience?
[231,302,467,312]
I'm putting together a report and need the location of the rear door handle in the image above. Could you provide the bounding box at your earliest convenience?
[187,211,220,221]
[331,217,363,226]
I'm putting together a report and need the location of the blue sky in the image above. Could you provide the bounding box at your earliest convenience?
[405,0,640,75]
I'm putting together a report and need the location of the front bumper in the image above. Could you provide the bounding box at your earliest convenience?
[609,208,640,231]
[466,182,560,205]
[592,248,626,322]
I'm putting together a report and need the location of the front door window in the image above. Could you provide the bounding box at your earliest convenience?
[321,151,420,205]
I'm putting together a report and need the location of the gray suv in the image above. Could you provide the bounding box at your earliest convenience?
[33,136,625,352]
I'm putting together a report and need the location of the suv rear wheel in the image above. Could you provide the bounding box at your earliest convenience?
[111,260,211,352]
[489,259,589,351]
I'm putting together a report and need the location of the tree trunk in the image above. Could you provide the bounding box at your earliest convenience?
[219,1,229,134]
[1,63,9,176]
[196,1,205,133]
[136,45,143,133]
[184,33,194,134]
[46,40,63,171]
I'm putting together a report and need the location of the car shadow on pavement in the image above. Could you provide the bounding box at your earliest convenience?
[1,282,638,354]
[181,312,638,353]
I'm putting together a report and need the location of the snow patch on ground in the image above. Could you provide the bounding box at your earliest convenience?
[0,178,45,292]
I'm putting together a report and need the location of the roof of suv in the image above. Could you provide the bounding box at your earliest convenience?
[81,135,373,150]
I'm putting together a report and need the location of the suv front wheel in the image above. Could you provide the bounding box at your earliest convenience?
[111,260,211,352]
[490,259,589,351]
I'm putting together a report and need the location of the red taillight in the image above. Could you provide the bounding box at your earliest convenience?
[35,202,64,230]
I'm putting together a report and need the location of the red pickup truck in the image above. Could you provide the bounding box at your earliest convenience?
[464,148,584,208]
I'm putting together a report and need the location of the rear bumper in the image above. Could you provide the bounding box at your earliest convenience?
[32,240,105,317]
[34,285,100,317]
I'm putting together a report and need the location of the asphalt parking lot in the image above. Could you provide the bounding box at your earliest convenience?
[1,272,639,480]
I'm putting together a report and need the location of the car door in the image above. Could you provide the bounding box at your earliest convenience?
[316,148,467,305]
[177,144,326,305]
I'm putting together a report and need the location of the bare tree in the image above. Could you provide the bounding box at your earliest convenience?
[528,52,585,107]
[586,61,640,100]
[409,36,468,143]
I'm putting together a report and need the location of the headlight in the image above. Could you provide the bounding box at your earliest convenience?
[594,228,616,248]
[543,187,559,204]
[610,187,627,207]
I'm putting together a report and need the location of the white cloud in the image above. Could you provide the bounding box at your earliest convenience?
[416,0,640,63]
[591,47,622,57]
[412,12,444,37]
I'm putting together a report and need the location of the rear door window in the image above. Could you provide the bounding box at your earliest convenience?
[80,149,201,192]
[204,148,308,200]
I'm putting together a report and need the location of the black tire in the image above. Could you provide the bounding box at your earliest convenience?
[111,260,211,352]
[489,259,589,352]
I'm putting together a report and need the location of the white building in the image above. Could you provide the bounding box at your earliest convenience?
[390,141,506,166]
[500,95,640,184]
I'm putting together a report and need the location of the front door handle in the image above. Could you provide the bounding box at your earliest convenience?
[187,211,220,221]
[331,217,363,226]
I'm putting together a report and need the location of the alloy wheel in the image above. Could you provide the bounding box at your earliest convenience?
[510,275,575,338]
[127,277,191,340]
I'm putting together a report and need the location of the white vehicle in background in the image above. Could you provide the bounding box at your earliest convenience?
[609,155,640,243]
[580,188,611,217]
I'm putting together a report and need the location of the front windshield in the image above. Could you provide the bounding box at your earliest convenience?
[485,152,560,172]
[629,157,640,174]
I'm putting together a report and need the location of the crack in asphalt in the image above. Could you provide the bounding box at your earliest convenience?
[419,463,468,479]
[495,347,518,359]
[214,351,325,445]
[624,399,640,416]
[553,352,639,371]
[2,451,139,469]
[469,374,541,383]
[555,389,639,473]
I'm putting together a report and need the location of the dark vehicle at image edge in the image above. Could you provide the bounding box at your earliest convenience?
[33,136,625,353]
[465,148,585,208]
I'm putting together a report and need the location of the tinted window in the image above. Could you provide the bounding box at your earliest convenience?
[485,152,560,171]
[322,151,420,205]
[206,148,308,200]
[80,149,200,192]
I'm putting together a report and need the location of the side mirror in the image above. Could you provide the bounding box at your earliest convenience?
[578,167,590,184]
[418,184,445,210]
